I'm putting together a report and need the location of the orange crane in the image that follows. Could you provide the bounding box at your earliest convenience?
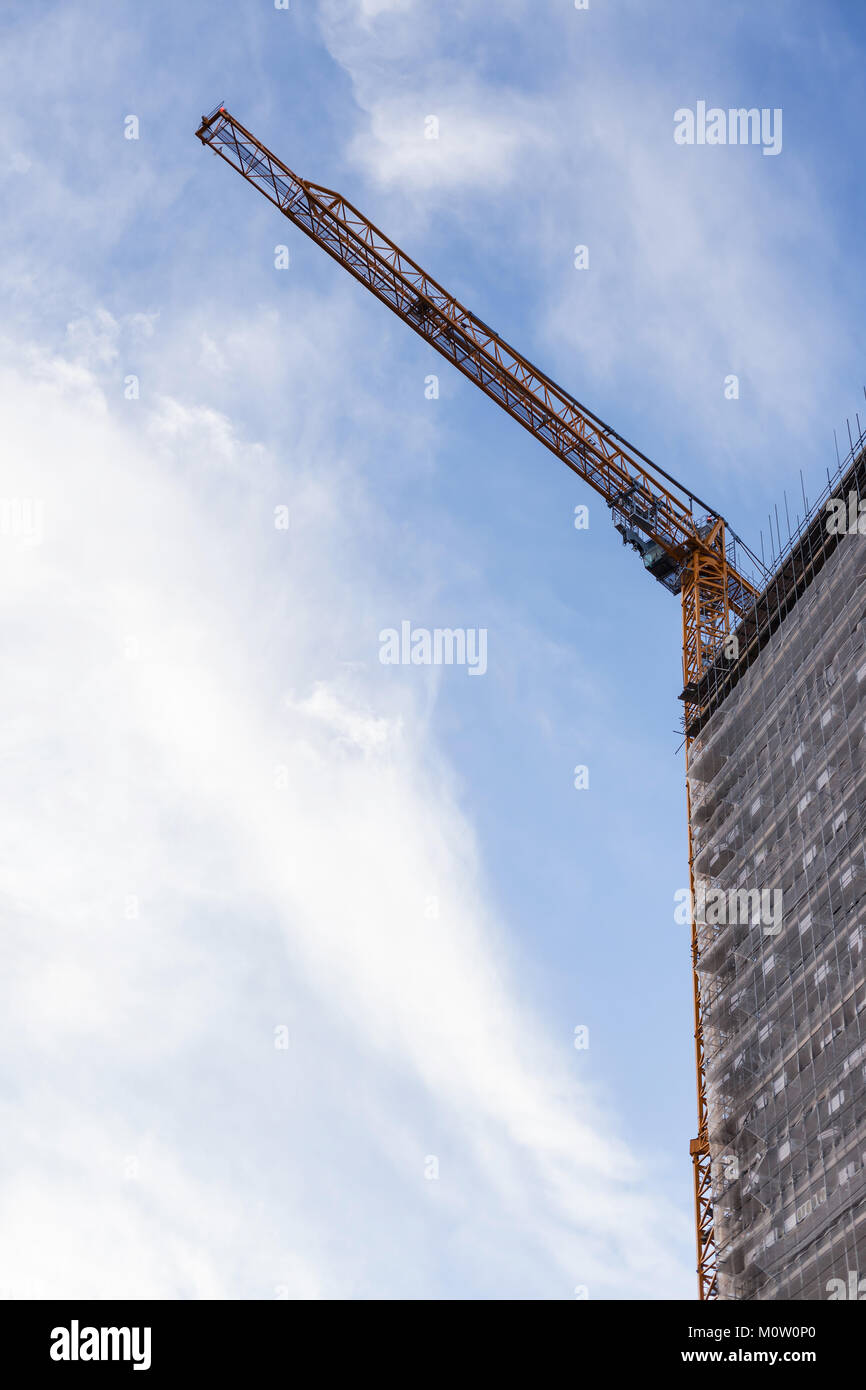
[195,103,764,1300]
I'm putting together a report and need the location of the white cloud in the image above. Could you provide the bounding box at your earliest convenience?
[359,0,414,20]
[319,1,551,193]
[346,94,552,192]
[0,328,691,1297]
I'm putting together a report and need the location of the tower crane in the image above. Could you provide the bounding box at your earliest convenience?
[195,103,765,1300]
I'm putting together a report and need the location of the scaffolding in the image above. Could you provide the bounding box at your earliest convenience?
[686,428,866,1298]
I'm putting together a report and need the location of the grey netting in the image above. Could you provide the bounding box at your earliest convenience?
[688,438,866,1299]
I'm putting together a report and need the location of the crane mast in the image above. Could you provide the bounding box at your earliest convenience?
[196,103,762,1300]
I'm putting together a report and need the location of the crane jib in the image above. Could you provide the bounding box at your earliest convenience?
[195,109,757,608]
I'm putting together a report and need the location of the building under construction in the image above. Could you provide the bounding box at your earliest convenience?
[196,105,866,1299]
[687,433,866,1299]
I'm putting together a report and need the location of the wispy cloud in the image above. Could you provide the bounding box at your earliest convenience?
[0,323,691,1297]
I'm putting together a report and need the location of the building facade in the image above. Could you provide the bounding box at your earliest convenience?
[688,445,866,1299]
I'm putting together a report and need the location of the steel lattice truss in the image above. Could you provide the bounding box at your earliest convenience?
[196,110,754,609]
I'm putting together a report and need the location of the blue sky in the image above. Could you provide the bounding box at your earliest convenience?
[1,0,864,1299]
